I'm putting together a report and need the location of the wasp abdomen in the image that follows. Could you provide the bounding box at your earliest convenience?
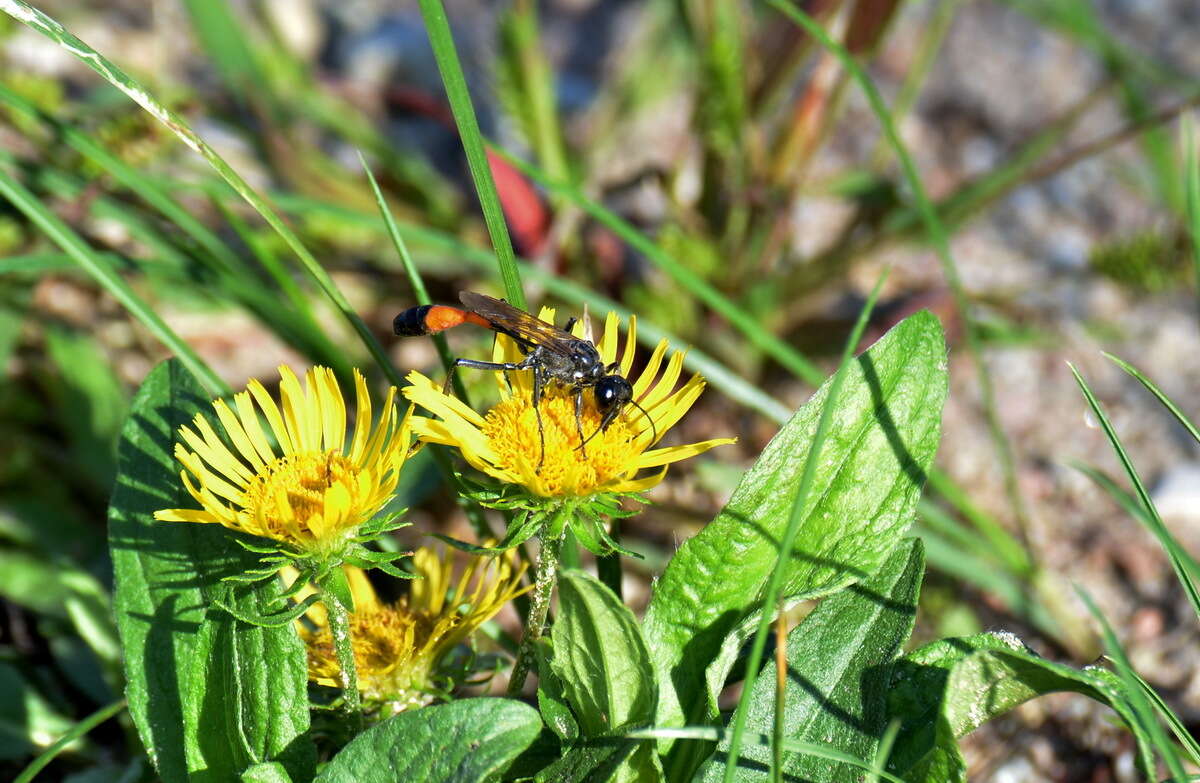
[394,304,492,336]
[393,305,435,336]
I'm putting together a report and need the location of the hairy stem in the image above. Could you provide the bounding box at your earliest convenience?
[320,584,363,728]
[507,527,565,696]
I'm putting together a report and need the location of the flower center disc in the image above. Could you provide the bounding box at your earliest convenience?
[243,451,356,520]
[481,388,640,496]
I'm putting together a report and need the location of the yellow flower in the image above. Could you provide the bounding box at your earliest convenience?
[402,309,734,498]
[295,546,529,711]
[155,365,412,555]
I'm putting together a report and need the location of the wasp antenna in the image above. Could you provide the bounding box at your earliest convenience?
[576,423,604,452]
[630,399,657,444]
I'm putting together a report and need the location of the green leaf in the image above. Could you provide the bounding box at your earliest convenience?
[698,538,925,782]
[240,762,294,783]
[549,570,659,782]
[552,570,656,735]
[642,312,947,736]
[887,632,1156,781]
[108,360,314,783]
[314,698,541,783]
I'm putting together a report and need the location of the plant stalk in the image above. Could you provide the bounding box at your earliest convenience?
[321,585,363,728]
[507,526,565,695]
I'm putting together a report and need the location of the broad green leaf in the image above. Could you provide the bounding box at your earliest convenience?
[552,570,657,734]
[315,698,541,783]
[698,538,924,782]
[533,741,661,783]
[550,570,660,783]
[535,640,579,743]
[108,360,313,783]
[642,312,947,737]
[241,762,293,783]
[887,632,1155,781]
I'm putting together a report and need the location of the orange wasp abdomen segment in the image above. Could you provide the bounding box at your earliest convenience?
[393,304,492,336]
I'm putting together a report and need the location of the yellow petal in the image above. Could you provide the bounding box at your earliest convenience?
[212,399,266,471]
[248,378,294,454]
[233,390,277,466]
[348,369,373,464]
[403,372,487,428]
[345,565,381,612]
[597,311,620,365]
[607,466,669,494]
[316,367,347,454]
[177,448,246,503]
[619,315,638,378]
[640,349,687,409]
[634,437,736,469]
[632,339,669,400]
[278,366,311,452]
[154,508,221,524]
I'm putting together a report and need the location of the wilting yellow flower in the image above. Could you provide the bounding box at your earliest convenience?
[403,309,734,498]
[155,365,411,555]
[295,546,529,711]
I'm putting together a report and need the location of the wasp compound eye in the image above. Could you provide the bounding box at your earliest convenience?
[595,376,632,411]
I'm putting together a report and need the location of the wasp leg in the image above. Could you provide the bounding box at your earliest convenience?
[530,366,549,473]
[446,357,528,395]
[573,387,588,458]
[563,316,578,332]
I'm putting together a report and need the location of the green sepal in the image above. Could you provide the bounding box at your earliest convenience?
[356,510,411,538]
[592,524,641,560]
[318,566,355,614]
[544,507,570,539]
[569,514,604,555]
[231,535,293,555]
[432,534,514,556]
[213,592,321,629]
[345,549,417,580]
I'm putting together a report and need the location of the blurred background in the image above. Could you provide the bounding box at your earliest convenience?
[3,0,1200,779]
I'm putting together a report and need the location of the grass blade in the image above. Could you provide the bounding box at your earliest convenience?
[359,153,466,399]
[13,699,127,783]
[1069,363,1200,621]
[630,726,907,783]
[0,0,401,386]
[1076,588,1188,781]
[1128,668,1200,766]
[0,159,227,396]
[414,0,525,308]
[766,0,1033,555]
[489,146,824,385]
[722,269,889,783]
[262,187,797,423]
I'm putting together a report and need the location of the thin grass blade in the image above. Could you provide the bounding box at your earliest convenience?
[1076,588,1188,781]
[413,0,524,307]
[1069,364,1200,621]
[13,699,127,783]
[0,161,227,396]
[0,0,402,386]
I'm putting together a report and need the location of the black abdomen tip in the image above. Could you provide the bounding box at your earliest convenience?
[393,305,433,336]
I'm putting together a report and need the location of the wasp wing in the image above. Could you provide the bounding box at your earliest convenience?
[458,291,578,355]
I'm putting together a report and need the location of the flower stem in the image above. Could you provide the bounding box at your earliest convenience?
[319,584,363,728]
[507,527,565,696]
